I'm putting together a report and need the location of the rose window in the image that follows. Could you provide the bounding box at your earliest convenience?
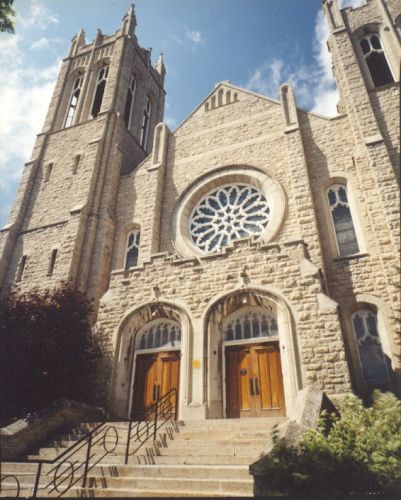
[189,184,270,253]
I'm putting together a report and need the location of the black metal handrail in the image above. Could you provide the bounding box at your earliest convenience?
[124,387,177,464]
[1,388,179,498]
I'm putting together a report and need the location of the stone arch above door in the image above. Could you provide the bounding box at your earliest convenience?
[203,288,301,419]
[109,301,192,419]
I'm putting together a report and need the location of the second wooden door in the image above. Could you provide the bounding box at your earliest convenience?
[131,351,180,420]
[225,342,285,418]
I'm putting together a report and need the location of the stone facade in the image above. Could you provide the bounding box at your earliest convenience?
[0,0,399,420]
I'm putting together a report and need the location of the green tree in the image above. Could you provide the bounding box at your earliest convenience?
[259,391,401,496]
[0,283,110,425]
[0,0,16,33]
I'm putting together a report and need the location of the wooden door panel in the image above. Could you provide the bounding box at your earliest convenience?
[132,351,180,420]
[226,350,240,417]
[256,350,273,410]
[225,342,285,418]
[268,349,284,410]
[239,351,251,413]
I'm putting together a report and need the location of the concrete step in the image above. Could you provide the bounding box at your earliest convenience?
[148,455,256,465]
[84,475,253,494]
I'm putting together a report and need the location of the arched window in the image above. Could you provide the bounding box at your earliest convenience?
[124,75,136,129]
[65,73,83,128]
[136,319,181,351]
[140,97,151,149]
[125,230,140,269]
[351,308,390,388]
[223,307,278,342]
[91,65,109,118]
[360,33,394,87]
[327,184,359,256]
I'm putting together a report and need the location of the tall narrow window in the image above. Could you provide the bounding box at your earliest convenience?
[351,309,390,388]
[360,33,394,87]
[327,184,359,256]
[124,75,136,129]
[47,249,58,276]
[45,163,53,182]
[16,255,27,282]
[65,74,83,128]
[125,230,140,269]
[91,66,109,118]
[140,97,151,149]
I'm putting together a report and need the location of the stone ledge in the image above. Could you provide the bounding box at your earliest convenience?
[0,399,105,460]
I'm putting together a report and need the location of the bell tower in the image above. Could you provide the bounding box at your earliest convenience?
[0,4,166,306]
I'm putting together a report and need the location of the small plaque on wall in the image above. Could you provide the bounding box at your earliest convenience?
[192,359,201,369]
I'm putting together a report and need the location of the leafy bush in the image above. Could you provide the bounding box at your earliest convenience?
[261,391,401,496]
[0,283,110,425]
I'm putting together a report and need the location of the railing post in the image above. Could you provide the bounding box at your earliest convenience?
[153,401,159,441]
[125,420,132,465]
[32,462,43,498]
[82,433,92,488]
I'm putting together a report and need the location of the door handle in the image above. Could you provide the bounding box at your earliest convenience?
[152,383,157,401]
[157,384,161,401]
[249,378,255,396]
[254,377,260,395]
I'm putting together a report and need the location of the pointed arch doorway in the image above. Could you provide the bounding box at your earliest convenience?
[205,290,298,419]
[224,307,285,417]
[130,319,181,420]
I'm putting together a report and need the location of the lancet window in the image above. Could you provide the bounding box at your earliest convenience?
[65,74,83,127]
[327,184,359,256]
[351,309,390,387]
[91,65,109,118]
[124,75,136,129]
[125,230,140,269]
[360,33,394,87]
[140,97,151,148]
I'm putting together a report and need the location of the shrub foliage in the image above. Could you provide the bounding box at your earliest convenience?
[0,283,108,425]
[262,391,401,496]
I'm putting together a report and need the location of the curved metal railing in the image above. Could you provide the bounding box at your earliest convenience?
[0,388,179,498]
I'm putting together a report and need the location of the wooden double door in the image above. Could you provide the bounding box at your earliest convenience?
[225,342,285,417]
[131,351,180,420]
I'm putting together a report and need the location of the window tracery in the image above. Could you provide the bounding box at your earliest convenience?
[136,320,182,351]
[360,33,394,87]
[125,230,140,269]
[351,309,390,387]
[189,184,270,253]
[223,308,278,342]
[327,184,359,256]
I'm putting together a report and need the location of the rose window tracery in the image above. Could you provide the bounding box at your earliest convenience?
[189,184,270,253]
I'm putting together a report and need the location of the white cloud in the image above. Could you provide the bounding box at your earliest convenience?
[185,29,205,45]
[339,0,366,8]
[18,1,59,30]
[0,3,60,226]
[245,6,341,116]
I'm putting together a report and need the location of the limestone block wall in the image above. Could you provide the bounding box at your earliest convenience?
[99,239,352,418]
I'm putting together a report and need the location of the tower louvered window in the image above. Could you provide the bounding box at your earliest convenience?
[91,66,109,118]
[327,184,359,256]
[65,74,83,127]
[360,33,394,87]
[124,75,136,129]
[140,97,151,149]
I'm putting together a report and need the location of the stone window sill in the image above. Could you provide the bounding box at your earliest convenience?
[333,253,369,262]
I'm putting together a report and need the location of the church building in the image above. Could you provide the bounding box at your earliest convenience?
[0,0,400,421]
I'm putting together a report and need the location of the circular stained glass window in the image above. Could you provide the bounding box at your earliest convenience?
[189,184,270,253]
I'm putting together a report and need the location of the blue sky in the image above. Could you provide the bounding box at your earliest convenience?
[0,0,365,226]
